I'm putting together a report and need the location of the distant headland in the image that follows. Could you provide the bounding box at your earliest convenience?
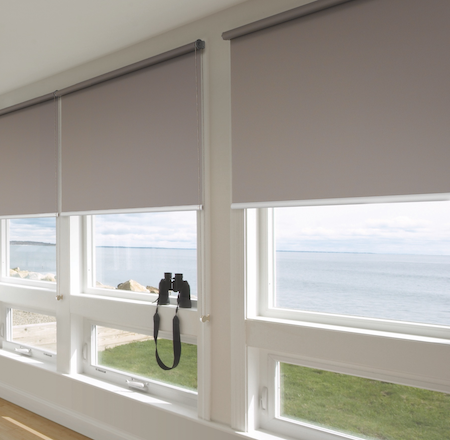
[10,241,55,246]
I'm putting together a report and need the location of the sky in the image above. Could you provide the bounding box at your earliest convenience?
[9,212,197,249]
[8,200,450,256]
[9,217,57,244]
[94,212,197,249]
[275,200,450,255]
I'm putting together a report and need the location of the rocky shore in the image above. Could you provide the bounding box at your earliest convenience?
[97,279,159,293]
[10,267,158,293]
[10,267,56,282]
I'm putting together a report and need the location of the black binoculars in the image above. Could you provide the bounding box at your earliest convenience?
[158,272,191,308]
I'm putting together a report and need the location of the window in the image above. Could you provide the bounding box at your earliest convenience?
[265,359,450,440]
[7,217,57,285]
[85,322,197,406]
[80,210,201,407]
[85,211,197,301]
[252,199,450,337]
[2,307,57,362]
[243,197,450,440]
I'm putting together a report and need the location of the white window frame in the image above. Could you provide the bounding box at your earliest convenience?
[257,350,450,440]
[237,199,450,440]
[76,210,203,409]
[83,319,197,407]
[2,304,57,365]
[0,211,207,413]
[249,199,450,341]
[0,217,57,291]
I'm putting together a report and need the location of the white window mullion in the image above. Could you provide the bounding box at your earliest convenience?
[56,215,83,374]
[230,208,247,431]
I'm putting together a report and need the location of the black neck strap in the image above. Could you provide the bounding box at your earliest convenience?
[153,305,181,370]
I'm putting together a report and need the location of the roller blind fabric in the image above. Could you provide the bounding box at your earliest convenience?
[228,0,450,208]
[0,101,57,216]
[61,51,201,214]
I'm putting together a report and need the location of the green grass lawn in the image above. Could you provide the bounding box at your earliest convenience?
[281,363,450,440]
[98,339,197,390]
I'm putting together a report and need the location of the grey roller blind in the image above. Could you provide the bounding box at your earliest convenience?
[226,0,450,208]
[0,101,57,216]
[61,50,201,214]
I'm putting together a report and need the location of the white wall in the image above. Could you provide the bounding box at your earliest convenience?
[0,1,310,439]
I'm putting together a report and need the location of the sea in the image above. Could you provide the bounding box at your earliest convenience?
[9,245,450,326]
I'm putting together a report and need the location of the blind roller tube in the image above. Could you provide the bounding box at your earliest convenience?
[0,93,55,118]
[222,0,353,40]
[0,41,204,116]
[58,40,204,98]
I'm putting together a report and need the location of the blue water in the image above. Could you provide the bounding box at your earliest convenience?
[95,247,197,296]
[10,245,56,274]
[277,252,450,326]
[9,245,449,326]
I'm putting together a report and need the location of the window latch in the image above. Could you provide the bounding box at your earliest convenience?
[260,387,268,411]
[15,347,31,356]
[82,343,88,360]
[126,379,148,391]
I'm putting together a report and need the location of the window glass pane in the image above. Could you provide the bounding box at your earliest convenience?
[94,212,197,297]
[96,326,197,391]
[9,218,57,283]
[274,201,450,325]
[10,309,57,353]
[280,362,450,440]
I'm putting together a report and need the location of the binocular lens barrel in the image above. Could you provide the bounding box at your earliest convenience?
[173,273,183,291]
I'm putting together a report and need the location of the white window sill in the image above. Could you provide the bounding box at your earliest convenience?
[0,348,56,372]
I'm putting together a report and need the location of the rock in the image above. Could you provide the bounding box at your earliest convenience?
[146,286,159,293]
[42,274,56,282]
[26,272,44,281]
[15,270,29,278]
[117,279,149,292]
[96,281,115,289]
[8,268,55,282]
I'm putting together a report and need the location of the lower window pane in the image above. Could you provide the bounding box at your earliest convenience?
[280,363,450,440]
[11,309,57,353]
[96,326,197,391]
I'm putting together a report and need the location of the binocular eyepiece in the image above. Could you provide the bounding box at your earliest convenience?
[158,272,191,308]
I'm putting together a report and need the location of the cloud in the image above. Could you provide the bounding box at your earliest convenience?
[9,218,56,243]
[275,202,450,255]
[364,216,431,231]
[95,211,197,248]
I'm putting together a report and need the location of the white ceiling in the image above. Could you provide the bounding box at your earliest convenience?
[0,0,247,96]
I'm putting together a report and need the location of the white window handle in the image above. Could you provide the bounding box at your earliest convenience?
[260,387,268,411]
[15,347,31,356]
[126,379,148,390]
